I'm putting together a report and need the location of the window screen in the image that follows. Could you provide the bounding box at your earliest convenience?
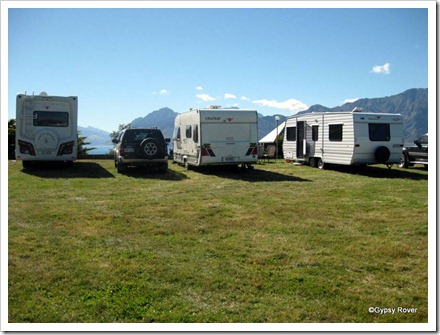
[329,124,343,141]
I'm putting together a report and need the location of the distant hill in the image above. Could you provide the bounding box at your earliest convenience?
[130,107,177,139]
[299,88,428,141]
[79,88,428,147]
[78,126,112,146]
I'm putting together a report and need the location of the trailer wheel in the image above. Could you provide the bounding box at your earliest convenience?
[375,146,390,164]
[317,158,325,170]
[309,158,317,168]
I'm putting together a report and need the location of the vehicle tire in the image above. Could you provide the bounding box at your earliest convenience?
[140,138,160,158]
[309,157,317,168]
[375,146,390,164]
[398,153,409,168]
[116,161,127,173]
[317,158,325,170]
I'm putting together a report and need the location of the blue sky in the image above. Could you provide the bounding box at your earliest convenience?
[5,2,432,132]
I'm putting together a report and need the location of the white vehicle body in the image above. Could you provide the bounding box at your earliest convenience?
[283,110,404,168]
[173,107,258,168]
[15,93,78,164]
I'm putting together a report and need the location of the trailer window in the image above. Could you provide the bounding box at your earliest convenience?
[33,111,69,127]
[312,125,319,141]
[329,124,343,141]
[193,125,199,143]
[369,123,390,141]
[286,127,296,141]
[185,125,192,138]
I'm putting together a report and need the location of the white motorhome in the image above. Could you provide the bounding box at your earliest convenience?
[173,106,258,169]
[15,92,78,167]
[283,109,404,169]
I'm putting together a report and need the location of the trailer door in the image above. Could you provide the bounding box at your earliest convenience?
[296,121,305,158]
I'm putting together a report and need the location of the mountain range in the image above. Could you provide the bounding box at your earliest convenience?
[80,88,428,146]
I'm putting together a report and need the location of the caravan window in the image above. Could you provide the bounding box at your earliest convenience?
[193,125,199,143]
[286,127,296,141]
[173,127,181,141]
[312,125,319,141]
[369,123,390,141]
[33,111,69,127]
[329,124,343,141]
[185,125,192,138]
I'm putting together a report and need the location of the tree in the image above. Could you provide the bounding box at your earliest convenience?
[8,119,16,159]
[77,131,95,158]
[109,123,131,142]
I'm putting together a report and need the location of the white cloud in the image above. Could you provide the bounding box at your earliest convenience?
[153,89,169,95]
[344,98,359,104]
[371,63,391,74]
[241,96,250,101]
[252,98,308,113]
[224,93,237,99]
[196,93,216,102]
[196,86,203,91]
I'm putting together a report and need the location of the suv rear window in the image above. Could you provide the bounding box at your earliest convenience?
[123,129,164,143]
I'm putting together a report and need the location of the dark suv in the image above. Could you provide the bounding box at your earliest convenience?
[399,133,428,170]
[113,128,170,173]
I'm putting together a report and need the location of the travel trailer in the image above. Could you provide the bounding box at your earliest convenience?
[15,92,78,167]
[283,109,404,169]
[173,106,258,169]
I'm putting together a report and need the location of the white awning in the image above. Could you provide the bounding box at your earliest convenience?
[259,121,286,143]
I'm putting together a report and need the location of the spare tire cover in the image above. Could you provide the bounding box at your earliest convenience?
[375,146,390,163]
[140,138,160,158]
[35,129,58,150]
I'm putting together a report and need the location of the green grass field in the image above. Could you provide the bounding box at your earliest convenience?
[8,159,428,324]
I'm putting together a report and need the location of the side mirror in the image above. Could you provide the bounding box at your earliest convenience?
[165,138,171,144]
[414,140,421,147]
[112,139,118,144]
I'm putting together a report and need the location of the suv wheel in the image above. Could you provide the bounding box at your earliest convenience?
[140,138,159,158]
[398,153,409,168]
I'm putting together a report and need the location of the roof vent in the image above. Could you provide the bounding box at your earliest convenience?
[352,107,363,112]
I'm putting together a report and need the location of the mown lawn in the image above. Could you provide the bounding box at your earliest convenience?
[8,159,428,324]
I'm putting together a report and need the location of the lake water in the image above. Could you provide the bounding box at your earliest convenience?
[86,145,114,155]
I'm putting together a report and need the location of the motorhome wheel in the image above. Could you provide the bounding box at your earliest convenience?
[317,158,325,169]
[309,158,317,168]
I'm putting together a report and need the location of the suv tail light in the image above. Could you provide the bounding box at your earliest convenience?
[18,140,36,156]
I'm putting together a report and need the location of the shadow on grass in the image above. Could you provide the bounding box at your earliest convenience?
[118,166,188,181]
[324,164,428,181]
[192,165,311,182]
[21,161,115,179]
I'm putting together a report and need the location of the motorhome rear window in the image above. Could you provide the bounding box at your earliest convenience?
[329,124,343,141]
[369,123,390,141]
[33,111,68,127]
[286,127,296,141]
